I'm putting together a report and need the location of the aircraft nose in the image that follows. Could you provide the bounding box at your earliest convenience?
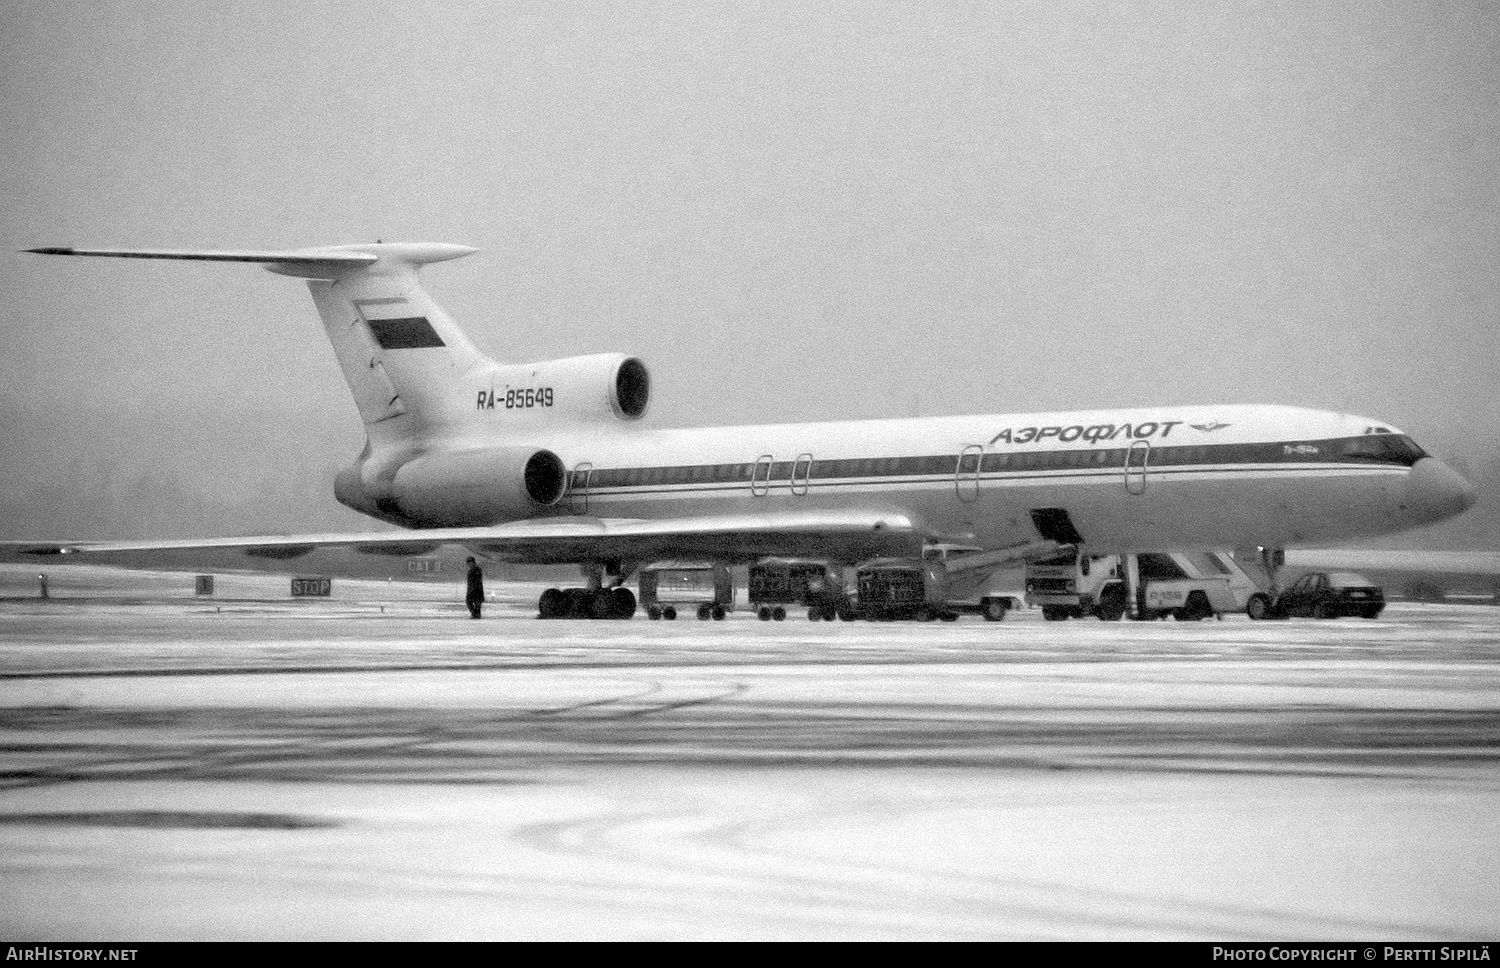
[1402,457,1477,525]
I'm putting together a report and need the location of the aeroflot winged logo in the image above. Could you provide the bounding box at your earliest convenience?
[989,419,1185,446]
[1191,421,1232,432]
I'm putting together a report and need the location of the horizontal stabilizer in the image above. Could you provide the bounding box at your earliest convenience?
[24,243,476,281]
[24,246,378,266]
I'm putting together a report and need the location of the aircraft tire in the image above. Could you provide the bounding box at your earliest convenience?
[562,588,590,618]
[610,587,637,619]
[662,605,677,620]
[538,588,564,619]
[1246,594,1272,621]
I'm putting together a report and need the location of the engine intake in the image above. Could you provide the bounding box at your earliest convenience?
[522,449,568,505]
[613,357,650,419]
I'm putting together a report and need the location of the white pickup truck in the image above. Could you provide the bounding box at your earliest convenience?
[1135,551,1271,621]
[1028,550,1272,621]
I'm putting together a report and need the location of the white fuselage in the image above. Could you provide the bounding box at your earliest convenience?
[408,402,1472,560]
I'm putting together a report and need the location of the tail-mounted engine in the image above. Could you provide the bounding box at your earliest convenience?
[390,446,566,526]
[336,446,567,527]
[479,353,650,423]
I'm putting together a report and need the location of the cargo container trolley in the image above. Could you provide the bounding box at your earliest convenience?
[747,558,853,621]
[637,561,734,620]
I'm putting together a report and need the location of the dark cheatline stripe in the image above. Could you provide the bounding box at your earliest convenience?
[367,316,445,349]
[572,435,1425,493]
[0,811,338,830]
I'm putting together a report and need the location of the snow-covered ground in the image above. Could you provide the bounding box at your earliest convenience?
[0,565,1496,940]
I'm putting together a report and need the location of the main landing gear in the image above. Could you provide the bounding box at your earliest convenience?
[536,561,638,620]
[537,586,637,619]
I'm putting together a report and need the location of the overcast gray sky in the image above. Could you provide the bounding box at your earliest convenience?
[2,1,1497,540]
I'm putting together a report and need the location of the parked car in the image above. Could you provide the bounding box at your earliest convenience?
[1272,571,1385,619]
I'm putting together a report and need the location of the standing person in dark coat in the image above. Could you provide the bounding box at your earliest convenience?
[465,556,484,619]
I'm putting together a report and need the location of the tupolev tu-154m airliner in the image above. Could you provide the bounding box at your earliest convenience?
[10,242,1477,618]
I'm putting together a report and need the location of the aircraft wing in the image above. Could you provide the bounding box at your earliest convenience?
[0,509,925,574]
[1283,548,1500,576]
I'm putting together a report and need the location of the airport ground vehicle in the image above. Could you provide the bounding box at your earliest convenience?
[1026,549,1272,621]
[847,545,1025,622]
[1270,571,1385,619]
[638,561,733,620]
[1027,551,1129,621]
[854,558,948,620]
[1135,552,1269,621]
[949,578,1027,621]
[747,558,850,621]
[920,545,1026,621]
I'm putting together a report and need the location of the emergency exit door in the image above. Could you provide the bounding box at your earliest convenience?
[1124,441,1149,495]
[751,455,774,497]
[791,453,813,495]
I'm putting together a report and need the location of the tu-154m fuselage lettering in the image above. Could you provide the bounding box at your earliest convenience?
[989,420,1187,446]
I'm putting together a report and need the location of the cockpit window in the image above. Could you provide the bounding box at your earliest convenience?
[1332,434,1428,466]
[1383,435,1429,464]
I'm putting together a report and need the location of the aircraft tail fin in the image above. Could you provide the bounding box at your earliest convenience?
[25,243,492,434]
